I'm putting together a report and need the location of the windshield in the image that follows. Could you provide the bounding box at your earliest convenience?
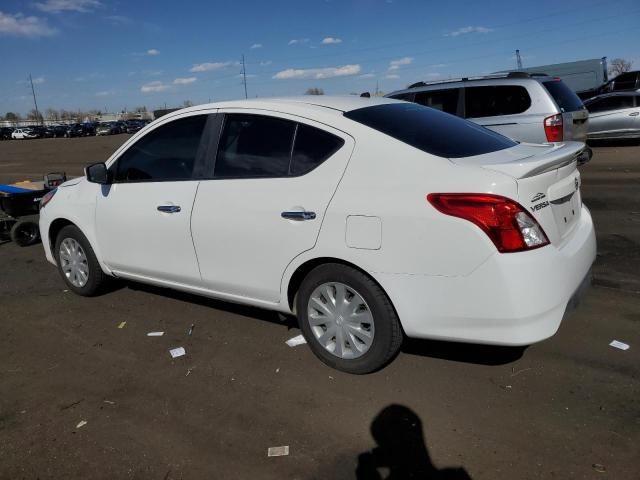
[344,102,516,158]
[543,80,584,112]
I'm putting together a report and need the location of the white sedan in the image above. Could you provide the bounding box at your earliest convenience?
[11,128,38,139]
[39,96,596,373]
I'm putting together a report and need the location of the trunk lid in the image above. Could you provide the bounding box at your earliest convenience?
[452,142,586,244]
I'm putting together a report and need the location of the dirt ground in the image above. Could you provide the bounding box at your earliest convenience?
[0,136,638,479]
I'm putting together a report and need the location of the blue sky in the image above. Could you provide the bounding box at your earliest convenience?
[1,0,638,115]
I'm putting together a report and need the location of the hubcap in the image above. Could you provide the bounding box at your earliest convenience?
[59,238,89,288]
[307,282,375,359]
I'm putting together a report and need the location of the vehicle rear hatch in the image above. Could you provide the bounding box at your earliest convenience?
[542,79,589,142]
[453,142,587,245]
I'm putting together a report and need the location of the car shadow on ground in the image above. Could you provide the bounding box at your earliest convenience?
[122,281,524,365]
[123,281,299,330]
[401,337,526,366]
[587,138,640,147]
[355,404,473,480]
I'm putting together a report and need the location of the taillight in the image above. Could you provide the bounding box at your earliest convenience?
[544,114,563,142]
[40,188,57,209]
[427,193,549,253]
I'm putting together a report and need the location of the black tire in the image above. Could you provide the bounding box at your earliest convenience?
[54,225,109,296]
[10,219,40,246]
[296,263,403,374]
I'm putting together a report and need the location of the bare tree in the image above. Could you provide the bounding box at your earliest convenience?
[608,58,633,77]
[305,87,324,95]
[135,106,147,113]
[182,100,194,107]
[45,108,60,121]
[27,109,43,122]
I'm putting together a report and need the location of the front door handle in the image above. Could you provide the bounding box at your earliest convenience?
[281,210,316,221]
[157,205,181,213]
[630,112,640,116]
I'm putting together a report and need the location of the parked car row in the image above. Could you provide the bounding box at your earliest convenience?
[0,120,150,140]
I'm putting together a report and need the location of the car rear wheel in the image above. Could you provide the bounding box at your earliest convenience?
[55,225,109,296]
[296,263,403,374]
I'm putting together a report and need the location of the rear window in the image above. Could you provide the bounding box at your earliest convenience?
[543,80,584,112]
[344,103,516,158]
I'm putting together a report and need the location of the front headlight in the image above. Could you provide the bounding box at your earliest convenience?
[40,188,57,209]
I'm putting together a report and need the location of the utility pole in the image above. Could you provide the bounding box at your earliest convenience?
[516,49,523,70]
[29,74,42,125]
[241,55,248,99]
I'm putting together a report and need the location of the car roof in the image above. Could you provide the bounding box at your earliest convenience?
[179,95,400,115]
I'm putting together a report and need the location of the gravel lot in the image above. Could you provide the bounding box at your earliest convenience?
[0,136,638,479]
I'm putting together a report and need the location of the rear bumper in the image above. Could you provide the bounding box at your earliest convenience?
[373,205,596,346]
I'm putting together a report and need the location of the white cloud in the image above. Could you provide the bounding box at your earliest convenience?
[384,74,400,79]
[388,57,413,71]
[321,37,342,45]
[359,73,376,78]
[34,0,101,13]
[104,15,131,26]
[141,81,169,93]
[260,60,272,66]
[447,26,492,37]
[32,76,45,84]
[173,77,197,85]
[0,11,56,37]
[96,90,111,96]
[250,43,262,49]
[189,61,233,72]
[146,48,159,56]
[273,64,361,80]
[288,38,309,45]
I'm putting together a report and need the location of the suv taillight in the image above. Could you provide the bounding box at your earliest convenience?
[427,193,549,253]
[544,113,563,142]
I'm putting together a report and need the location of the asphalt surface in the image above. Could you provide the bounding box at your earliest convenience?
[0,136,638,479]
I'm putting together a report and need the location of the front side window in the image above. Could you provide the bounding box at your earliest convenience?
[586,95,635,113]
[114,115,207,182]
[414,88,460,115]
[214,114,296,178]
[465,85,531,118]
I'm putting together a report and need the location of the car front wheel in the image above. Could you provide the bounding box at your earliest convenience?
[296,263,403,374]
[55,225,109,296]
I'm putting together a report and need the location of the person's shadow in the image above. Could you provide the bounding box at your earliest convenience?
[356,405,473,480]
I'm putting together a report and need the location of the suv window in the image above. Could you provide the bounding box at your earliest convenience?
[344,103,516,158]
[612,72,638,91]
[586,95,636,113]
[389,92,415,102]
[542,80,584,112]
[292,124,344,175]
[464,86,531,118]
[415,88,460,115]
[215,114,296,178]
[114,115,207,182]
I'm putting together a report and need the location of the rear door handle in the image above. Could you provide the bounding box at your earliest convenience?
[157,205,181,213]
[629,112,639,116]
[281,210,316,221]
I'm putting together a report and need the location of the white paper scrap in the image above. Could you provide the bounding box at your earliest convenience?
[609,340,630,351]
[169,347,186,358]
[268,446,289,457]
[285,334,307,347]
[76,420,87,429]
[147,331,165,337]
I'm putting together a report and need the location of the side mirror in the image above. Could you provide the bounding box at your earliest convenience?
[577,147,593,167]
[86,162,109,184]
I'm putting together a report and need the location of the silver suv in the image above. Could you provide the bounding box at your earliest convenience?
[386,73,588,144]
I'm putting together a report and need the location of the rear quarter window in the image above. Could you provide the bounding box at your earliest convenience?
[464,85,531,118]
[542,80,585,112]
[344,103,516,159]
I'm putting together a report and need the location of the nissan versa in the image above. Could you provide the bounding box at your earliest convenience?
[39,96,596,374]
